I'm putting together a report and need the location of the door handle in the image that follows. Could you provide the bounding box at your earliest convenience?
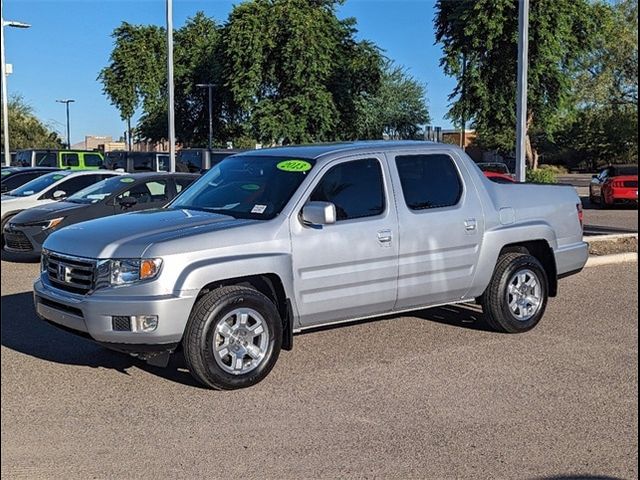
[464,219,477,231]
[377,229,393,244]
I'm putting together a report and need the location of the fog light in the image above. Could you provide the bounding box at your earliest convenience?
[131,315,158,332]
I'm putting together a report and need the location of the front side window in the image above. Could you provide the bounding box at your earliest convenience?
[175,177,196,193]
[170,156,316,220]
[61,153,79,167]
[396,154,463,210]
[309,158,385,221]
[53,174,104,197]
[117,180,169,204]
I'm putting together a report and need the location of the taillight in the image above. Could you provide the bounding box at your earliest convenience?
[612,180,623,188]
[577,203,584,229]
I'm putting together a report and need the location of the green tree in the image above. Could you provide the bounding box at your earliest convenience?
[356,61,430,139]
[435,0,596,168]
[221,0,383,145]
[1,95,63,150]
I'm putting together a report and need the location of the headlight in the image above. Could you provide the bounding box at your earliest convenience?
[24,217,65,230]
[110,258,162,286]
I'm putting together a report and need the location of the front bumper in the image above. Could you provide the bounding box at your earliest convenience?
[2,223,48,255]
[554,241,589,277]
[33,276,198,350]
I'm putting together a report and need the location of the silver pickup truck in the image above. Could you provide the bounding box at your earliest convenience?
[34,141,588,389]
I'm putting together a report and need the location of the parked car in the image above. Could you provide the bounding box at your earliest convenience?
[12,149,104,170]
[4,173,198,256]
[1,151,17,165]
[1,170,120,244]
[477,162,516,183]
[482,171,516,183]
[589,165,639,208]
[177,148,246,173]
[103,151,171,173]
[34,141,587,389]
[1,167,60,194]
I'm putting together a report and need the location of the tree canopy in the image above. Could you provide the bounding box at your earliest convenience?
[1,95,63,150]
[99,1,429,147]
[435,0,596,168]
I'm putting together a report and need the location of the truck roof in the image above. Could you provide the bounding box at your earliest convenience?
[232,140,442,160]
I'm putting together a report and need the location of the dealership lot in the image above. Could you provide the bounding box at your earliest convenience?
[1,258,637,479]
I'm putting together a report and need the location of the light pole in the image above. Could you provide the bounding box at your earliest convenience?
[56,99,75,149]
[166,0,176,172]
[1,5,31,166]
[196,83,215,150]
[515,0,530,182]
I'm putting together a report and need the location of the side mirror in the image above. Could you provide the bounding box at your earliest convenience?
[52,190,66,200]
[119,196,138,209]
[302,201,336,227]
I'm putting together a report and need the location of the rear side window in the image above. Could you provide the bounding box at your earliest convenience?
[84,153,103,167]
[310,158,385,221]
[61,153,79,167]
[395,154,463,210]
[36,152,57,167]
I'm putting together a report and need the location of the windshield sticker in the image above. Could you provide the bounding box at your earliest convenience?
[52,175,65,180]
[23,191,34,195]
[277,160,312,173]
[241,183,261,191]
[251,204,267,214]
[120,177,135,183]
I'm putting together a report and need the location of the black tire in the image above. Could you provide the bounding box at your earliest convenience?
[0,214,15,249]
[480,253,548,333]
[600,191,611,209]
[183,286,282,390]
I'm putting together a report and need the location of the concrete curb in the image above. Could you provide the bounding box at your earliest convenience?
[585,252,638,268]
[584,233,638,242]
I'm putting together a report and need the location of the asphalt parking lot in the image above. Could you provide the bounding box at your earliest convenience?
[1,257,637,479]
[559,174,638,235]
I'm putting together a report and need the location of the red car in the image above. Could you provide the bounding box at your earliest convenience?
[589,165,639,208]
[477,163,516,183]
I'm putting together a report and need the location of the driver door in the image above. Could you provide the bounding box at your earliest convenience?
[290,155,399,327]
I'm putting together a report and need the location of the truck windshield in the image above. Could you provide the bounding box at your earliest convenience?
[6,171,72,197]
[67,176,127,204]
[169,155,315,220]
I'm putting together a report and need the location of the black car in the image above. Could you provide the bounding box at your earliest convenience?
[4,172,198,256]
[1,167,60,194]
[103,151,171,173]
[177,148,246,173]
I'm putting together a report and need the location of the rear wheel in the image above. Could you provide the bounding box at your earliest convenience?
[183,286,282,390]
[481,253,548,333]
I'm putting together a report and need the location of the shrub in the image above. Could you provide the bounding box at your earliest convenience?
[539,164,568,175]
[526,168,558,184]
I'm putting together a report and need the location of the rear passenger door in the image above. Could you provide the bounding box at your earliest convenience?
[290,156,399,327]
[389,150,484,309]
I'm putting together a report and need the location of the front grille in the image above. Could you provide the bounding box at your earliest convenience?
[4,231,33,252]
[623,180,638,188]
[45,252,96,294]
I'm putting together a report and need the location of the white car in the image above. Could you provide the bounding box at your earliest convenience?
[1,170,121,233]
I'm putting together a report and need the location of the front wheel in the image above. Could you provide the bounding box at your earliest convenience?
[481,253,549,333]
[183,286,282,390]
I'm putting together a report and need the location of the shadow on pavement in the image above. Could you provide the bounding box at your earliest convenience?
[1,249,40,263]
[300,301,495,336]
[0,291,204,388]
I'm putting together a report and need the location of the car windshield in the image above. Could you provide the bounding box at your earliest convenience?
[6,171,72,197]
[479,163,509,174]
[67,175,130,204]
[169,155,315,220]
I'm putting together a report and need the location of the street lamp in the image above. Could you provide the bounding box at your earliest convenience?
[56,99,75,149]
[196,83,215,150]
[1,4,31,166]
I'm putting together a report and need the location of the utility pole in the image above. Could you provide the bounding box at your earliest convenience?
[166,0,176,172]
[196,83,215,150]
[515,0,530,183]
[56,99,75,149]
[1,7,31,166]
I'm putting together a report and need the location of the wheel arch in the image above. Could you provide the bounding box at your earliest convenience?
[498,240,558,297]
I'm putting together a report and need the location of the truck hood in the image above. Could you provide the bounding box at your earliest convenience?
[43,208,257,259]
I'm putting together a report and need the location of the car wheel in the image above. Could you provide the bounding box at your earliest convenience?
[600,191,611,209]
[0,214,15,249]
[481,253,548,333]
[183,285,282,390]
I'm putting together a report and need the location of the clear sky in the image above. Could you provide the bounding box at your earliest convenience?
[2,0,456,145]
